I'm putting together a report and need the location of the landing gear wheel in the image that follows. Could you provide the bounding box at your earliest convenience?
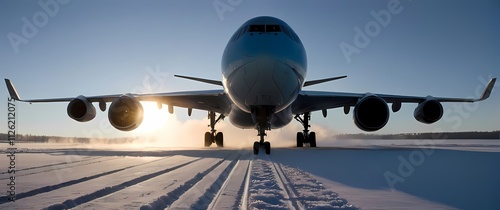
[204,112,224,148]
[253,142,260,155]
[309,132,317,147]
[215,132,224,147]
[264,142,271,155]
[295,112,318,148]
[296,132,304,147]
[204,132,212,147]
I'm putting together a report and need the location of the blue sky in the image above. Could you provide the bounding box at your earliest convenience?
[1,0,499,139]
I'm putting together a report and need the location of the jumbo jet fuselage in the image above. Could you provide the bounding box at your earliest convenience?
[222,16,307,130]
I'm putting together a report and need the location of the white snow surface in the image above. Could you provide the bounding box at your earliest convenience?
[1,142,500,209]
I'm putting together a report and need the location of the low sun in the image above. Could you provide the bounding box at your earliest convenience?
[132,102,170,133]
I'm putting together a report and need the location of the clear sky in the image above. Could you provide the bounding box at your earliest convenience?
[1,0,499,141]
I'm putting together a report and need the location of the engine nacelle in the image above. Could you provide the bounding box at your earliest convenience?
[414,99,443,124]
[353,94,389,132]
[108,95,144,131]
[67,95,96,122]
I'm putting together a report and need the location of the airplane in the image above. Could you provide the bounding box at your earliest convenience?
[4,16,497,155]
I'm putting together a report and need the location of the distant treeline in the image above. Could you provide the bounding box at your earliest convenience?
[0,131,499,143]
[335,131,500,140]
[0,133,139,144]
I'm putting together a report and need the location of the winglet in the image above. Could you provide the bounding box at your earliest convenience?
[304,75,347,87]
[5,79,21,101]
[174,75,223,86]
[475,78,496,101]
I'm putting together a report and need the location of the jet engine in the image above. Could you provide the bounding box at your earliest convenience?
[108,95,144,131]
[67,95,96,122]
[414,99,443,124]
[353,94,389,132]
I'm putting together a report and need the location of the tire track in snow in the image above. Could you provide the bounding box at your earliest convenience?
[0,156,104,175]
[0,156,120,179]
[0,157,167,205]
[169,152,241,209]
[277,162,359,209]
[269,157,305,210]
[209,151,252,210]
[144,152,235,210]
[43,157,201,210]
[247,156,298,210]
[240,154,253,210]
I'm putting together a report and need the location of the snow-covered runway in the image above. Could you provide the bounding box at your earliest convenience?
[1,143,499,209]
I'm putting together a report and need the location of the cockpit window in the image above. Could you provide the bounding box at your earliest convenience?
[266,25,281,32]
[248,25,265,32]
[243,24,301,43]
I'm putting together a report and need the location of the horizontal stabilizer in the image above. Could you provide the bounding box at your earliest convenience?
[174,75,222,86]
[304,75,347,87]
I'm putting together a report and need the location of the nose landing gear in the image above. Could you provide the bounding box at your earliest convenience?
[252,106,273,155]
[253,125,271,155]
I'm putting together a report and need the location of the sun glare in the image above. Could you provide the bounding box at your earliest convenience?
[133,102,170,133]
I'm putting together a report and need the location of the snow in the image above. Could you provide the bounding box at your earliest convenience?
[1,142,500,209]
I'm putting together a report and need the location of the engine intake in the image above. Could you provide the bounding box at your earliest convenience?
[67,95,96,122]
[353,95,389,132]
[108,95,144,131]
[414,99,443,124]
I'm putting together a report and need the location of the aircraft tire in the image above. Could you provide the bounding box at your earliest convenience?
[204,132,212,147]
[215,132,224,147]
[309,132,317,147]
[253,142,260,155]
[297,132,304,147]
[264,142,271,155]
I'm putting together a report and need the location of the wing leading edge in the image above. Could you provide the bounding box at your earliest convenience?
[292,78,496,115]
[4,79,230,114]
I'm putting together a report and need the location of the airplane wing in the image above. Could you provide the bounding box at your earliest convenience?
[5,79,230,114]
[291,78,496,115]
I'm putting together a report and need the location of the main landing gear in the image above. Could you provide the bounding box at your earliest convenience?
[204,111,224,147]
[295,112,317,147]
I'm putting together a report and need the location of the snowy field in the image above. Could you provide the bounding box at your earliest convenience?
[1,141,500,210]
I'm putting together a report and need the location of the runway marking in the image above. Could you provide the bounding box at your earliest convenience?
[44,157,201,209]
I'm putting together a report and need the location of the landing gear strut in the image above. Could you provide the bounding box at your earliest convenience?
[253,125,271,155]
[204,111,224,147]
[294,112,316,147]
[252,107,273,155]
